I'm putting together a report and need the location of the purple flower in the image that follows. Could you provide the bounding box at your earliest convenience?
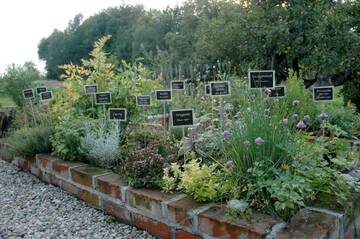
[255,137,265,145]
[292,113,299,121]
[303,115,311,123]
[292,100,300,107]
[282,118,289,125]
[319,112,328,121]
[223,130,231,140]
[296,121,307,130]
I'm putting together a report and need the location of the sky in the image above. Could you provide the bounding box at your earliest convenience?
[0,0,184,74]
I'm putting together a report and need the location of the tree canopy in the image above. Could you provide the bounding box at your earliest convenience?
[38,0,359,84]
[0,62,40,107]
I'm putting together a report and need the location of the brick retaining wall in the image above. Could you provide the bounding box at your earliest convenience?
[4,152,360,239]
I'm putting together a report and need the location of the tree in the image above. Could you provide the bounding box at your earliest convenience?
[37,0,359,90]
[1,62,40,107]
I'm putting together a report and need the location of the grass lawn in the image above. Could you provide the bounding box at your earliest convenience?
[0,92,15,107]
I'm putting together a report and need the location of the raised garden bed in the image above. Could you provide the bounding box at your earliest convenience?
[3,150,359,239]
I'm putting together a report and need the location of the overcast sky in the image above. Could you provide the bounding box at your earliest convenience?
[0,0,184,74]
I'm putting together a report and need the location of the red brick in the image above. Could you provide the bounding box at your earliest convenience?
[102,199,132,224]
[36,154,56,170]
[79,189,100,208]
[18,157,30,171]
[167,196,202,227]
[134,214,172,239]
[60,180,80,196]
[71,165,110,188]
[30,165,43,178]
[25,155,36,162]
[276,209,340,239]
[42,171,58,186]
[52,160,84,178]
[96,173,124,199]
[199,205,280,239]
[176,230,202,239]
[126,188,178,219]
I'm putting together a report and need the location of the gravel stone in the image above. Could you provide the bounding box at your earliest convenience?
[0,159,155,239]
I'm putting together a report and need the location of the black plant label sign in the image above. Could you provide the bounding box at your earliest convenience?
[136,95,151,106]
[313,87,334,101]
[249,70,275,89]
[171,109,194,127]
[171,81,185,90]
[84,84,98,95]
[36,87,47,94]
[23,89,34,99]
[109,108,127,121]
[95,92,112,105]
[156,90,172,101]
[40,91,53,101]
[210,81,230,96]
[269,86,286,98]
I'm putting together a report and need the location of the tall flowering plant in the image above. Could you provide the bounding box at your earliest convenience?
[220,90,312,219]
[222,90,297,176]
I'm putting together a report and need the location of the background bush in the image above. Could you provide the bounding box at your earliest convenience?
[0,62,40,108]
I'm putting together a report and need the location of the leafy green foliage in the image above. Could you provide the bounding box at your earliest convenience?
[293,140,360,218]
[218,84,360,219]
[54,36,161,122]
[283,71,319,125]
[0,62,40,107]
[118,144,166,189]
[6,123,54,156]
[342,80,360,110]
[118,124,179,188]
[315,101,360,137]
[50,116,85,161]
[162,156,232,202]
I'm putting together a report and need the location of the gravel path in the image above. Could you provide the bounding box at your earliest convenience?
[0,159,155,239]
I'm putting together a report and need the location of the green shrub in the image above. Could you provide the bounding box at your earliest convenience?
[6,124,54,156]
[55,36,162,122]
[79,120,124,169]
[324,101,360,136]
[50,116,86,161]
[1,62,39,108]
[118,144,167,188]
[293,140,360,219]
[162,157,232,202]
[341,80,360,111]
[283,70,319,127]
